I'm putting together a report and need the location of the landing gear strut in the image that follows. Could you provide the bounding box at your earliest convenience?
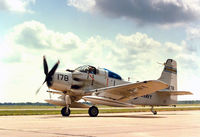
[61,95,71,117]
[151,106,157,115]
[61,106,71,117]
[88,106,99,117]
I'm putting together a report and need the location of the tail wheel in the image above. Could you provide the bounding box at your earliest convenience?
[150,106,157,115]
[61,107,71,117]
[88,106,99,117]
[153,111,157,115]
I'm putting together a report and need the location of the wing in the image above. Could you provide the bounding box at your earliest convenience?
[89,80,168,102]
[157,91,193,95]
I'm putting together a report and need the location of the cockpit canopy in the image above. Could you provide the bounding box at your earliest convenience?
[75,65,97,74]
[75,65,122,80]
[104,68,122,80]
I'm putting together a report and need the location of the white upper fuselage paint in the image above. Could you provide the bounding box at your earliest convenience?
[50,68,129,95]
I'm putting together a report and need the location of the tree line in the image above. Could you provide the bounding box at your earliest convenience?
[0,100,200,105]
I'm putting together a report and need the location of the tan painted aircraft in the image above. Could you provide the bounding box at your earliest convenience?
[36,57,192,117]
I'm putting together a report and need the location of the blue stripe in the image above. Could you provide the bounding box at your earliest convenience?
[164,69,177,74]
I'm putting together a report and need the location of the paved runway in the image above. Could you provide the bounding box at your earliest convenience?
[0,110,200,137]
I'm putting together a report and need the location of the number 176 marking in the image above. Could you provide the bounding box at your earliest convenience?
[57,74,68,81]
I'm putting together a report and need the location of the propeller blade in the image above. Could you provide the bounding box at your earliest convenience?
[35,80,46,95]
[48,60,60,77]
[37,56,60,94]
[43,56,48,76]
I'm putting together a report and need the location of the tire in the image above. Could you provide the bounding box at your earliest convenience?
[88,106,99,117]
[61,107,71,117]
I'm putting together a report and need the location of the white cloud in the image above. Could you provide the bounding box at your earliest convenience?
[115,33,200,78]
[0,0,35,13]
[186,26,200,40]
[67,0,95,12]
[9,20,82,50]
[1,20,199,102]
[116,33,161,52]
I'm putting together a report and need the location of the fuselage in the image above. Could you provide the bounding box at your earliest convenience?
[127,92,177,106]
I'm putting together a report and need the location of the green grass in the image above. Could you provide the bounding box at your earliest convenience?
[0,105,62,109]
[0,105,200,116]
[0,110,88,116]
[176,104,200,106]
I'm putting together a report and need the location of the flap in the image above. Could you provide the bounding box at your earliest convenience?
[157,91,193,95]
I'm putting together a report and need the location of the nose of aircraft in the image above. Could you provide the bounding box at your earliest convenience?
[50,71,73,91]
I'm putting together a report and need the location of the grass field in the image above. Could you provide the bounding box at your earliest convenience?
[0,104,200,116]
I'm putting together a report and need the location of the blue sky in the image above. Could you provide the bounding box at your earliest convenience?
[0,0,200,102]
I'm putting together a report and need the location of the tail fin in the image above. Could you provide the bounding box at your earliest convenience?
[158,59,177,91]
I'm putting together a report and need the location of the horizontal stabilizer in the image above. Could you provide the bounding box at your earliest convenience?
[157,91,193,95]
[45,99,65,106]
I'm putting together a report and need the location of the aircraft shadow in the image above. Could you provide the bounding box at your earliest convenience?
[41,114,165,119]
[144,113,189,116]
[72,115,165,118]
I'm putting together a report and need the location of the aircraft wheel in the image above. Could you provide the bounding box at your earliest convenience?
[88,106,99,117]
[61,107,71,117]
[153,111,157,115]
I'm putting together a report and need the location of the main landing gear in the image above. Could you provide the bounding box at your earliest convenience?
[61,106,99,117]
[151,106,157,115]
[61,106,71,117]
[60,95,99,117]
[88,106,99,117]
[61,95,71,117]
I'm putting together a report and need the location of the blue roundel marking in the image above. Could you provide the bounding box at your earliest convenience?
[104,68,122,80]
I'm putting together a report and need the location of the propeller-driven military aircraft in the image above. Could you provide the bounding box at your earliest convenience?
[36,57,192,117]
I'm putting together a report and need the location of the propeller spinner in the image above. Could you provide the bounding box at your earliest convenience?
[36,56,60,95]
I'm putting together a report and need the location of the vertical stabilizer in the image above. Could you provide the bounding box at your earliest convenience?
[158,59,177,91]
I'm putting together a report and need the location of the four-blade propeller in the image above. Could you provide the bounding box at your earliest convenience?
[36,56,60,95]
